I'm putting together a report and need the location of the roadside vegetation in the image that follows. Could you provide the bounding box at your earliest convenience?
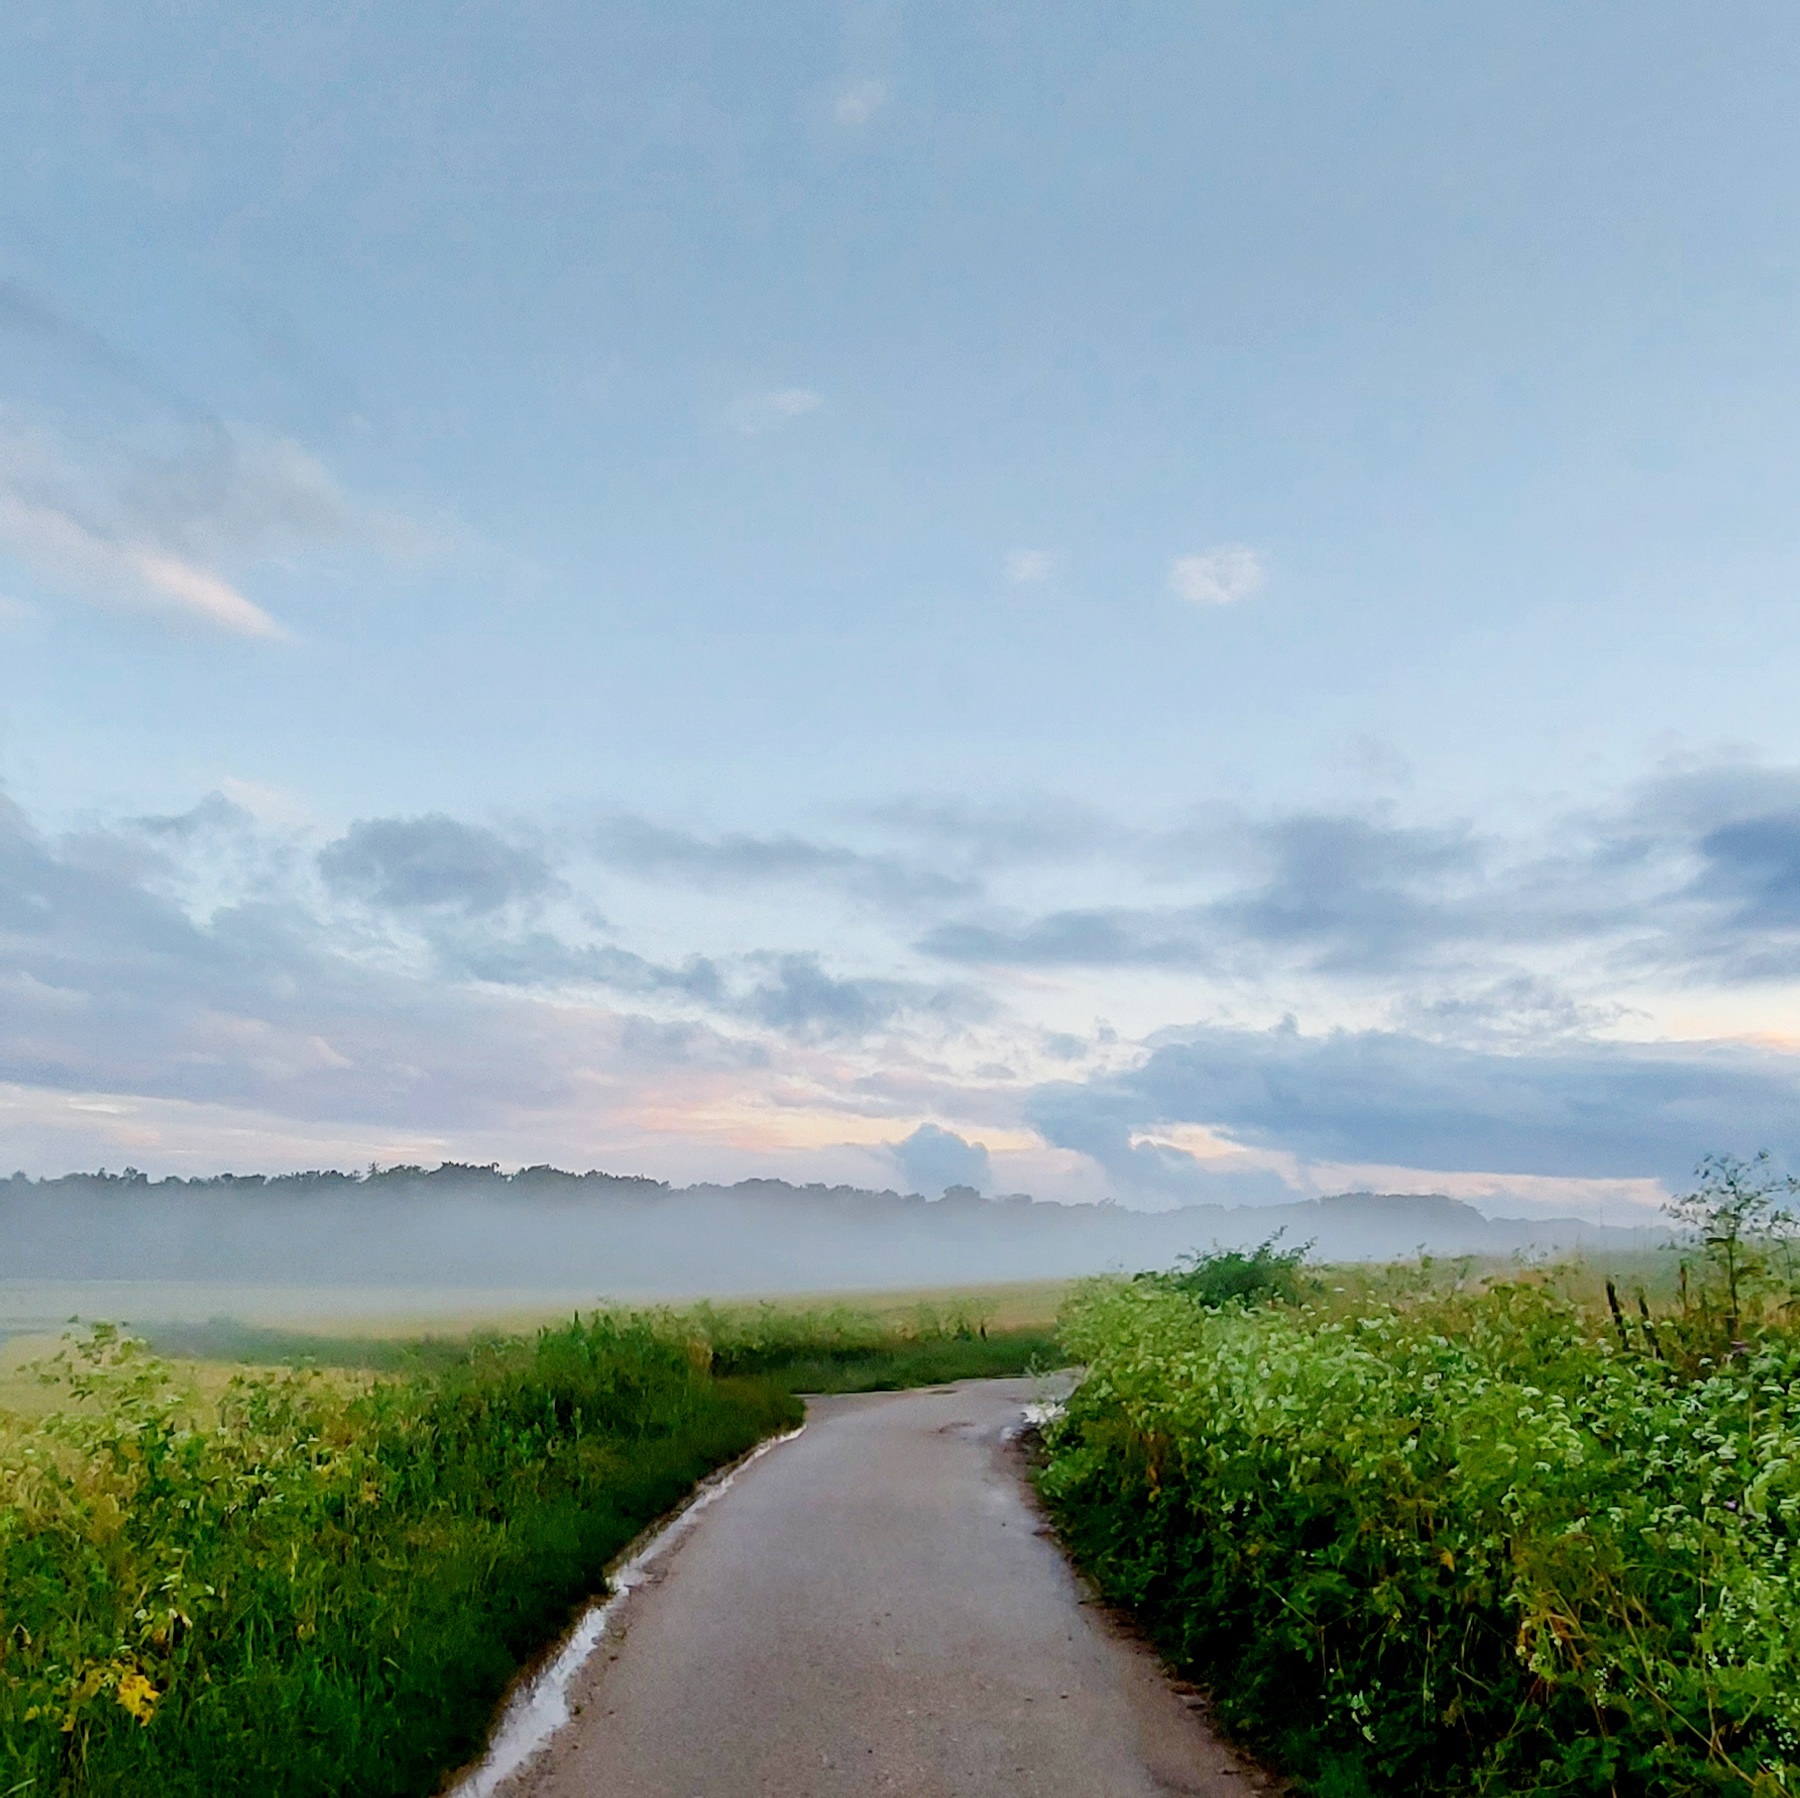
[132,1295,1057,1395]
[1038,1156,1800,1796]
[0,1297,1054,1796]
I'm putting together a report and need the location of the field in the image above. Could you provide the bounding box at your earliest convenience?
[0,1289,1061,1797]
[1038,1225,1800,1797]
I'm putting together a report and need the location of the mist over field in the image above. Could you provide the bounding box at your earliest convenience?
[1,1165,1664,1312]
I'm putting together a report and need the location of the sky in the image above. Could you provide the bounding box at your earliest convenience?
[5,3,1800,1219]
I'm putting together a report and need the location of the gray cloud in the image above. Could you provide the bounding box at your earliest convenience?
[894,1123,991,1196]
[17,763,1800,1190]
[922,906,1219,969]
[592,815,973,908]
[320,816,552,915]
[1028,1023,1800,1192]
[438,931,724,1002]
[740,953,983,1041]
[917,777,1800,988]
[0,796,582,1127]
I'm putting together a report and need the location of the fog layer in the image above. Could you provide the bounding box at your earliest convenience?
[4,1166,1664,1309]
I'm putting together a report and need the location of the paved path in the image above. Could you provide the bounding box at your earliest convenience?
[505,1379,1260,1798]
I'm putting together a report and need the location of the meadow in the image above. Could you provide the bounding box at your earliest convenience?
[0,1292,1056,1796]
[1038,1179,1800,1797]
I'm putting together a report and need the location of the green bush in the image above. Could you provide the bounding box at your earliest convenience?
[1040,1276,1800,1796]
[1150,1235,1315,1309]
[0,1318,799,1796]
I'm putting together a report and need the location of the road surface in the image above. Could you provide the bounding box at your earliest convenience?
[498,1378,1264,1797]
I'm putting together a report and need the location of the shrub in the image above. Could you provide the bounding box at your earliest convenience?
[1040,1275,1800,1796]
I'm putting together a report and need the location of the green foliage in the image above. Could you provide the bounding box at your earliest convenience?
[0,1318,799,1797]
[1039,1274,1800,1796]
[1149,1234,1315,1309]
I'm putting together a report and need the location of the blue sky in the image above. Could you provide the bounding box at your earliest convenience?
[5,3,1800,1216]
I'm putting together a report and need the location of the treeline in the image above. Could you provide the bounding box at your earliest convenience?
[1,1163,1011,1208]
[1,1163,676,1198]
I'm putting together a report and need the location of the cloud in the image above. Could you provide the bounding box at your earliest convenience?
[923,906,1217,970]
[0,791,743,1139]
[1169,545,1265,607]
[919,810,1491,974]
[834,79,888,125]
[0,478,286,639]
[740,952,975,1041]
[1028,1023,1800,1192]
[320,817,551,914]
[726,388,825,436]
[443,933,723,1002]
[591,814,973,906]
[0,279,419,639]
[863,795,1127,866]
[21,762,1800,1190]
[893,1123,991,1195]
[1005,548,1056,585]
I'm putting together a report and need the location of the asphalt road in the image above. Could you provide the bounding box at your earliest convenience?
[503,1379,1262,1798]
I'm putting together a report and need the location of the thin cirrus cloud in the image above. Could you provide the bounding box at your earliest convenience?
[1169,545,1266,607]
[1004,548,1056,585]
[725,388,825,436]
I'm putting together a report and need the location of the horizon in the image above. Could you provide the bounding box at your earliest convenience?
[9,6,1800,1229]
[1,1156,1678,1233]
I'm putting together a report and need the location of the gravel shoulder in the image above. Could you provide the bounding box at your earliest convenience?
[499,1377,1268,1798]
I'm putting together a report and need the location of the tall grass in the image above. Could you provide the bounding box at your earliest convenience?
[683,1298,1057,1391]
[0,1317,799,1797]
[137,1300,1061,1394]
[0,1298,1058,1795]
[1040,1269,1800,1796]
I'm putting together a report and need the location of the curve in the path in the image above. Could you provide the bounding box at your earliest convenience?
[498,1378,1260,1798]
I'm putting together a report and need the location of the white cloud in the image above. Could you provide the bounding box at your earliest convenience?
[0,482,286,639]
[1005,548,1057,585]
[726,388,826,436]
[834,79,888,126]
[0,405,434,641]
[1169,545,1266,607]
[132,551,287,639]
